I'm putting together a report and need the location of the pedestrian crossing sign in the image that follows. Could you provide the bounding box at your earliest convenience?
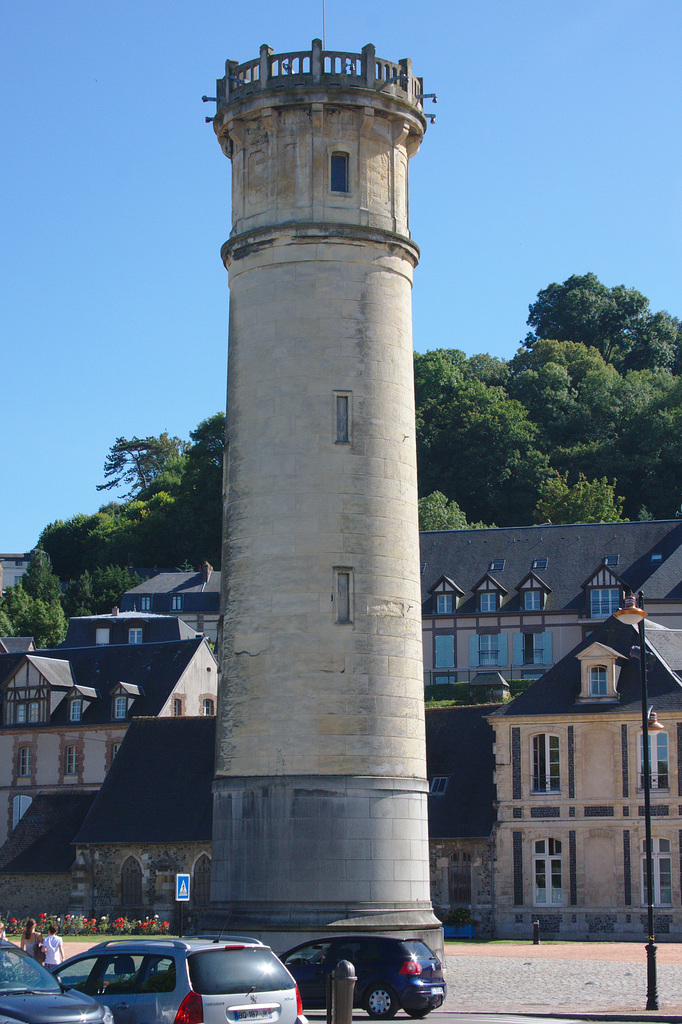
[176,873,190,901]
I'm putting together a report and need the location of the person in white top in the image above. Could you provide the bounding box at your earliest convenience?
[41,924,64,966]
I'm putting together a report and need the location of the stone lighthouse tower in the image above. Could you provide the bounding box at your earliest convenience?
[209,39,439,948]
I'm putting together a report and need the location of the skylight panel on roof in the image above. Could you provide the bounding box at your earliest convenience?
[420,562,426,575]
[604,554,619,566]
[489,559,505,571]
[532,558,548,570]
[651,553,663,563]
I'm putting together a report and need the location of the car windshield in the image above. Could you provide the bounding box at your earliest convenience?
[0,947,61,993]
[188,948,293,995]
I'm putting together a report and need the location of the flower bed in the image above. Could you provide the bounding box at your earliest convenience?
[2,914,170,936]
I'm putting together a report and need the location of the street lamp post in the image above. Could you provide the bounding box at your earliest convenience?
[614,591,662,1011]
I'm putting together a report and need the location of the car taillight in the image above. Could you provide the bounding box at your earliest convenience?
[174,991,204,1024]
[399,960,423,975]
[295,984,303,1016]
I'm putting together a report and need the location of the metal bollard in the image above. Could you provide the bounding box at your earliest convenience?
[328,960,356,1024]
[533,920,540,945]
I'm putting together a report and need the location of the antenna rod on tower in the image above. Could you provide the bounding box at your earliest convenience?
[322,0,326,49]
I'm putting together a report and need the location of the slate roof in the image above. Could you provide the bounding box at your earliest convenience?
[121,572,220,615]
[425,704,498,839]
[489,614,682,720]
[61,613,197,648]
[420,520,682,614]
[0,637,35,654]
[0,792,96,873]
[74,717,215,844]
[0,638,207,726]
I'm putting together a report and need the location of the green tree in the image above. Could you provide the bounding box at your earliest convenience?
[525,273,680,373]
[418,491,493,531]
[534,472,627,525]
[97,431,189,499]
[1,581,67,647]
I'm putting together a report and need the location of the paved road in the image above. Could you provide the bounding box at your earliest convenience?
[442,946,682,1016]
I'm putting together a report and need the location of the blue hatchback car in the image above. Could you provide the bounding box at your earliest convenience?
[280,936,446,1019]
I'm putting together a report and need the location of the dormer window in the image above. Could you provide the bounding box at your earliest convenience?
[524,591,543,611]
[128,628,143,644]
[589,666,607,697]
[70,699,82,722]
[140,596,151,611]
[590,588,620,618]
[171,595,183,611]
[436,594,453,614]
[28,702,40,723]
[113,696,128,720]
[95,627,110,646]
[576,642,622,701]
[480,592,497,613]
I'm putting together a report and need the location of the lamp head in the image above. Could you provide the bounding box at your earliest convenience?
[614,593,647,627]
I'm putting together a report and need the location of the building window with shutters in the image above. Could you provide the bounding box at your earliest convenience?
[470,632,507,668]
[434,634,455,669]
[513,631,552,668]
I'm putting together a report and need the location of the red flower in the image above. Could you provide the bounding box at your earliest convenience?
[40,913,47,919]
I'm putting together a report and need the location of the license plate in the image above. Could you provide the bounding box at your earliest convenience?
[431,987,444,996]
[236,1011,268,1020]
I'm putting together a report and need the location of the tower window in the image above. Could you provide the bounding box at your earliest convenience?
[334,568,353,623]
[335,393,350,443]
[330,152,349,193]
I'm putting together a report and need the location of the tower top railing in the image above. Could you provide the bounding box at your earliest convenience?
[217,40,424,112]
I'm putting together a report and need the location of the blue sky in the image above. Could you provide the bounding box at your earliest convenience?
[2,0,680,554]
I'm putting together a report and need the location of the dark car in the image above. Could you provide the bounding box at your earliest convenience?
[280,936,446,1019]
[0,941,112,1024]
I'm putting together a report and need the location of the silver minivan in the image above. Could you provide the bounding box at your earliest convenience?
[53,938,307,1024]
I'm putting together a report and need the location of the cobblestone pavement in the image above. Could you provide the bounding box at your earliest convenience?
[443,943,682,1016]
[53,938,682,1017]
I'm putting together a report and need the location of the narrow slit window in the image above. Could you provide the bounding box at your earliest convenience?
[335,569,352,623]
[336,393,350,443]
[330,152,349,193]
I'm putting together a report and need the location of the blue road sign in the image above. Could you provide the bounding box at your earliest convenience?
[176,873,190,902]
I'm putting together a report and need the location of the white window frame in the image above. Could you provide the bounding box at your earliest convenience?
[532,734,560,793]
[640,731,669,791]
[479,592,497,613]
[128,628,143,644]
[524,590,542,611]
[436,594,453,614]
[28,701,40,723]
[95,627,110,646]
[589,665,608,697]
[18,747,31,777]
[171,595,183,611]
[12,794,32,829]
[65,745,77,776]
[590,588,620,618]
[69,699,82,722]
[113,696,127,720]
[641,838,672,906]
[16,703,27,724]
[202,698,214,716]
[479,633,499,666]
[140,596,152,611]
[533,838,562,906]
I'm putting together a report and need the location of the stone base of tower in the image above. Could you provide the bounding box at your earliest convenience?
[205,775,443,957]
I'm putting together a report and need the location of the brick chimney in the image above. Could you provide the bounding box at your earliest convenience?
[201,562,213,583]
[112,606,119,616]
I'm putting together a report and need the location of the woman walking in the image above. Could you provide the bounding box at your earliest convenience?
[20,918,43,961]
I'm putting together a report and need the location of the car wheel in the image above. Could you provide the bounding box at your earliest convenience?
[405,1010,431,1019]
[363,984,399,1019]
